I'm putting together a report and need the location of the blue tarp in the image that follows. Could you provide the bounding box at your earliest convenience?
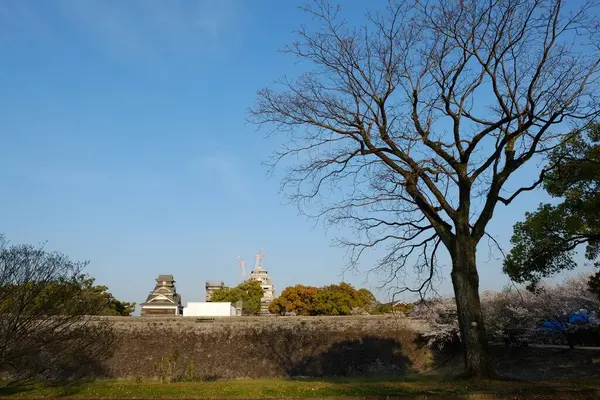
[538,310,599,333]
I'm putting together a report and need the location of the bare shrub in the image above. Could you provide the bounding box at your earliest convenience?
[0,236,117,379]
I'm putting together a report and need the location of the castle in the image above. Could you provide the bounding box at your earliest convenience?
[140,250,275,316]
[139,275,183,316]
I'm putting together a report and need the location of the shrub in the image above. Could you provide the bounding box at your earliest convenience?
[153,349,179,383]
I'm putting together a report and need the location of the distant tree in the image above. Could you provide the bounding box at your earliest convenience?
[32,275,136,317]
[409,298,460,350]
[268,284,318,315]
[414,276,600,351]
[483,276,600,349]
[211,279,264,315]
[505,124,600,292]
[523,276,600,349]
[373,302,414,315]
[77,276,136,316]
[270,282,377,316]
[358,288,377,310]
[314,283,376,315]
[313,285,353,316]
[0,236,116,379]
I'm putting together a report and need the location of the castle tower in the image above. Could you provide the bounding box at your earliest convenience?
[248,249,275,314]
[205,280,226,302]
[140,274,183,316]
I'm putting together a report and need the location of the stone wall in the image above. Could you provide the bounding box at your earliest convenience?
[100,315,432,380]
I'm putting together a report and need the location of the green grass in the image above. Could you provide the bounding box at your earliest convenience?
[1,376,599,399]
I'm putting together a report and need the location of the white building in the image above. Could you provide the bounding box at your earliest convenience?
[183,301,237,317]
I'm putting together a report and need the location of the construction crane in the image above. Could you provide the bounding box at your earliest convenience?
[237,257,247,280]
[255,249,265,270]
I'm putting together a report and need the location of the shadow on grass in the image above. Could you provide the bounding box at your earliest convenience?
[43,381,89,397]
[0,381,36,396]
[0,380,89,398]
[2,375,600,399]
[293,375,600,399]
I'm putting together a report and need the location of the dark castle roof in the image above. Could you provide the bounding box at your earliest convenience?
[156,274,174,282]
[140,274,182,307]
[142,291,181,306]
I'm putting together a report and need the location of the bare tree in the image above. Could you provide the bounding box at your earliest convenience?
[0,236,116,379]
[250,0,600,377]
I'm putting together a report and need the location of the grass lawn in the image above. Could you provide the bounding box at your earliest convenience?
[1,376,599,399]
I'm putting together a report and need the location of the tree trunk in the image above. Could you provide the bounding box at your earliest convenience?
[451,238,495,379]
[566,332,575,350]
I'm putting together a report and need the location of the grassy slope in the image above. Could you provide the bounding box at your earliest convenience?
[1,377,599,399]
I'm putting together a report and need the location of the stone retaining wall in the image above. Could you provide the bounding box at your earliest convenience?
[101,315,431,379]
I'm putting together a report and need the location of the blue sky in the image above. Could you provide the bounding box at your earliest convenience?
[0,1,590,311]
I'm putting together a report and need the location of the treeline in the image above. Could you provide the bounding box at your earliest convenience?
[209,280,413,316]
[269,282,413,316]
[411,275,600,350]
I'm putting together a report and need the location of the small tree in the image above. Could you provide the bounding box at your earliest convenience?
[211,280,264,315]
[314,283,377,315]
[269,282,377,315]
[268,284,319,315]
[0,236,116,379]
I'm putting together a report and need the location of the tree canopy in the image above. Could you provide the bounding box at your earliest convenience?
[210,279,264,315]
[269,282,377,316]
[1,271,135,316]
[505,124,600,293]
[268,284,319,315]
[73,275,136,316]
